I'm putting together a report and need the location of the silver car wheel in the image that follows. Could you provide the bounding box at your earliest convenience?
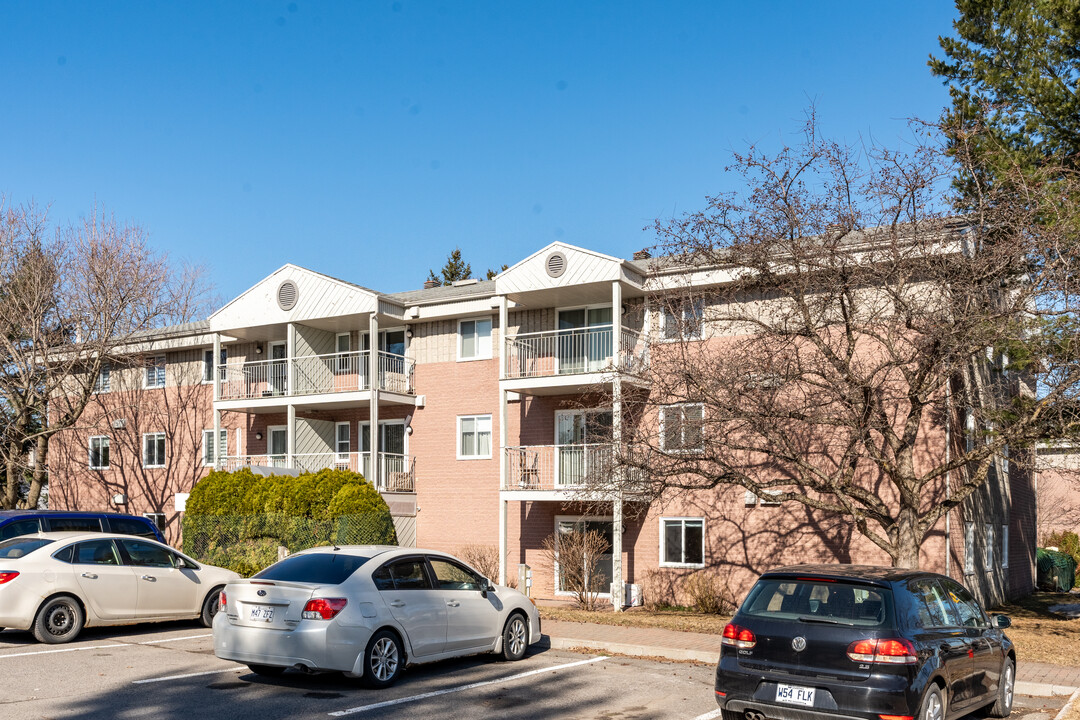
[508,616,527,657]
[370,637,399,681]
[923,690,943,720]
[1003,663,1014,707]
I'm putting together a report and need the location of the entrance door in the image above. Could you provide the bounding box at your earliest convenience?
[268,342,287,394]
[555,518,614,595]
[268,426,287,467]
[557,307,613,374]
[555,410,612,487]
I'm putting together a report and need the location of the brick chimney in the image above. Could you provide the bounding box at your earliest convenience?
[423,279,440,290]
[633,249,652,260]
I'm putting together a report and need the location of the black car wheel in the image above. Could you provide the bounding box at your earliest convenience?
[33,596,84,644]
[247,664,287,677]
[501,613,528,661]
[363,629,404,688]
[200,587,223,628]
[988,658,1015,718]
[918,685,946,720]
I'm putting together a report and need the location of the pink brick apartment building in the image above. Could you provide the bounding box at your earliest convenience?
[48,241,1035,607]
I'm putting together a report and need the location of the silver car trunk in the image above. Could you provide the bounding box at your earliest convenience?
[226,580,317,630]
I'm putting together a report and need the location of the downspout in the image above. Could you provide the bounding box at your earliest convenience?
[945,384,951,578]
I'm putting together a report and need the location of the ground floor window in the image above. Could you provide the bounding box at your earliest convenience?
[201,429,227,466]
[660,517,704,567]
[143,432,166,468]
[89,436,110,469]
[555,517,614,594]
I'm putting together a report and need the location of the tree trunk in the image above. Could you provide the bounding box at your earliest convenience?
[893,507,922,569]
[3,445,18,509]
[23,435,48,509]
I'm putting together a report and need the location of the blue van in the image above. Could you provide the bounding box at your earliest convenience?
[0,511,167,543]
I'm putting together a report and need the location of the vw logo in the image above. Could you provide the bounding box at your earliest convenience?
[792,636,807,652]
[257,589,267,597]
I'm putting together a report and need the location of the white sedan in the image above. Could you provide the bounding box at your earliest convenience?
[0,532,239,643]
[213,546,542,686]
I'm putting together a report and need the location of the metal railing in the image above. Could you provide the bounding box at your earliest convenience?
[504,443,633,491]
[222,451,415,492]
[503,326,647,380]
[218,351,414,400]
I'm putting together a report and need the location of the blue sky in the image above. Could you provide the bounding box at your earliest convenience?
[1,1,959,302]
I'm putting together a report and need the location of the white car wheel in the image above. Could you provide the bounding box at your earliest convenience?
[501,613,528,661]
[364,629,404,688]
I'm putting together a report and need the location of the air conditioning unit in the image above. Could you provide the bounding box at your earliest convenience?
[111,418,126,429]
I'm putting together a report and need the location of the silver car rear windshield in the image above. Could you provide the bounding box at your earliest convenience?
[742,578,893,627]
[0,537,54,559]
[253,552,371,585]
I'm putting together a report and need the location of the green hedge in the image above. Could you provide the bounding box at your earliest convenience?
[182,468,397,575]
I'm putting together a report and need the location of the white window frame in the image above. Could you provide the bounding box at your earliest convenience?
[457,316,493,361]
[964,521,975,575]
[984,524,994,569]
[201,429,227,467]
[203,348,226,384]
[335,421,351,465]
[659,403,705,453]
[93,363,111,393]
[1001,524,1009,569]
[660,298,705,341]
[143,512,166,532]
[457,414,492,460]
[144,355,166,389]
[143,432,167,468]
[553,514,614,598]
[659,517,706,568]
[88,436,110,470]
[965,411,976,453]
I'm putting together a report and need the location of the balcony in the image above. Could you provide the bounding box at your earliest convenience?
[217,351,414,404]
[502,326,648,393]
[502,444,645,499]
[222,451,415,493]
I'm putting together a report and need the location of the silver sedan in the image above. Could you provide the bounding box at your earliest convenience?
[0,532,239,643]
[213,546,541,686]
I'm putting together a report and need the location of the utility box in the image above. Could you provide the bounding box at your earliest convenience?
[518,564,532,597]
[626,583,642,607]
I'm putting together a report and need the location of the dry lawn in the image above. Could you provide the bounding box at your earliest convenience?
[541,592,1080,668]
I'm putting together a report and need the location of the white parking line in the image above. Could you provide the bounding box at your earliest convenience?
[133,667,243,684]
[328,655,609,716]
[0,644,125,659]
[138,633,213,645]
[691,710,725,720]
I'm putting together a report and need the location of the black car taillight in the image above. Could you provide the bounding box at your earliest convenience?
[721,623,756,649]
[302,598,348,620]
[846,638,917,664]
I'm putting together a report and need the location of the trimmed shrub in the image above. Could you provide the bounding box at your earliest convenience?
[681,571,736,615]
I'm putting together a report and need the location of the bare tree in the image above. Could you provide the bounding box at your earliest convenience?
[609,114,1080,568]
[541,529,610,610]
[0,198,212,509]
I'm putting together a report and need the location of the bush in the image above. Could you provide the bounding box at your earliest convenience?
[681,571,736,615]
[455,543,507,585]
[1043,531,1080,566]
[640,567,677,610]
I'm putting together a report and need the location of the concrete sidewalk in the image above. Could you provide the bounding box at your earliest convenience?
[541,618,1080,698]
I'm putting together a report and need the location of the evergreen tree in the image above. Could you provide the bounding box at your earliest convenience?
[486,264,508,280]
[427,248,472,286]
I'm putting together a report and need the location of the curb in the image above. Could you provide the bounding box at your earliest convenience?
[1017,681,1079,698]
[1055,689,1080,720]
[545,635,717,664]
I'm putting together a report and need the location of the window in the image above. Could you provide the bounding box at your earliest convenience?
[335,333,351,372]
[254,553,372,584]
[142,513,167,532]
[203,348,226,383]
[144,356,166,388]
[89,436,110,469]
[984,524,994,568]
[429,558,483,590]
[336,422,351,465]
[662,298,705,340]
[964,521,975,575]
[661,403,704,452]
[458,415,492,459]
[385,558,433,590]
[201,429,227,467]
[661,518,704,567]
[458,318,493,360]
[1001,524,1009,569]
[47,517,103,532]
[965,411,976,452]
[93,363,110,393]
[0,518,42,541]
[109,516,156,538]
[942,578,987,627]
[143,432,166,468]
[74,539,120,566]
[120,539,175,567]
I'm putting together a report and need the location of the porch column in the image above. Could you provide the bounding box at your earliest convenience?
[499,386,509,585]
[286,323,296,396]
[369,312,380,490]
[611,280,625,611]
[286,404,296,467]
[498,498,508,587]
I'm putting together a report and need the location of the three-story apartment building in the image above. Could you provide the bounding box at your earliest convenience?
[49,241,1035,606]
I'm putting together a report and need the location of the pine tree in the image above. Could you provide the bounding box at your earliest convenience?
[427,248,472,286]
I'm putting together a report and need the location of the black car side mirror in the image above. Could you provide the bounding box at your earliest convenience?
[990,614,1011,629]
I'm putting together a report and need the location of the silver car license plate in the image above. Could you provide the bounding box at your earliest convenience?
[776,683,815,707]
[249,605,275,622]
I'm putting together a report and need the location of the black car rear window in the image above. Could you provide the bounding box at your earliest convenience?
[742,578,893,627]
[253,552,371,585]
[0,537,54,559]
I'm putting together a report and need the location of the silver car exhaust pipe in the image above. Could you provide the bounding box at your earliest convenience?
[744,711,766,720]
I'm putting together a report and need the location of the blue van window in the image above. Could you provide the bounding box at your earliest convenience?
[0,518,42,541]
[47,517,103,532]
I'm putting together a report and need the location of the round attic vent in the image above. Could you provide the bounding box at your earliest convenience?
[277,280,299,311]
[545,252,567,278]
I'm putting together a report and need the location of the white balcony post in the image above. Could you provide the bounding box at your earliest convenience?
[212,333,222,401]
[213,408,222,470]
[499,386,509,585]
[287,323,296,396]
[611,281,622,367]
[611,281,625,611]
[369,312,380,491]
[286,404,295,468]
[499,295,508,379]
[499,497,507,586]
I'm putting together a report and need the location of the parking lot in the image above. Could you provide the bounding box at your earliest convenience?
[0,622,1068,720]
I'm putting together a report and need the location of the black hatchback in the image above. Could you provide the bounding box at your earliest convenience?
[714,565,1014,720]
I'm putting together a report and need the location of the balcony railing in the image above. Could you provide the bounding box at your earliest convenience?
[218,351,414,401]
[503,444,644,491]
[503,326,648,380]
[222,451,415,492]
